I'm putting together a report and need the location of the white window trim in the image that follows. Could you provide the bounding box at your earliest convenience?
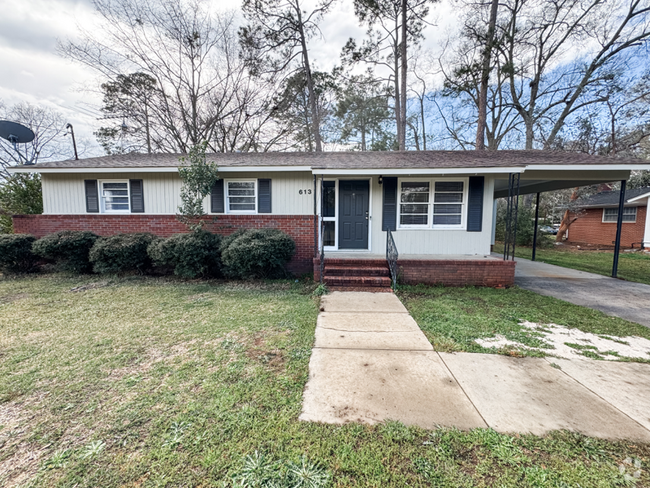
[602,206,637,223]
[397,177,468,230]
[225,178,258,214]
[99,179,130,214]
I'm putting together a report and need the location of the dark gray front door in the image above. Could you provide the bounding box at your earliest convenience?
[339,180,369,249]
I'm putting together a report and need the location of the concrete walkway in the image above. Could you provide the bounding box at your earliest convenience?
[513,257,650,328]
[300,291,650,442]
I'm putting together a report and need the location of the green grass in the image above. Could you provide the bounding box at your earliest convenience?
[493,240,650,285]
[399,285,650,359]
[1,274,649,487]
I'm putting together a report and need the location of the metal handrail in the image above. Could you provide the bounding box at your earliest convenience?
[386,229,398,289]
[319,219,325,284]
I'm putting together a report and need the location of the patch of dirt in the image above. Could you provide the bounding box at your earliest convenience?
[0,293,29,304]
[69,281,111,293]
[476,321,650,361]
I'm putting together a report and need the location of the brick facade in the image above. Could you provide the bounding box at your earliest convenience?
[398,259,516,287]
[567,206,647,248]
[313,256,516,287]
[12,214,317,275]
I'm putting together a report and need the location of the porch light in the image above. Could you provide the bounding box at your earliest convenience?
[378,175,383,185]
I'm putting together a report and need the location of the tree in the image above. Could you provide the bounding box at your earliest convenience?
[475,0,499,150]
[61,0,278,153]
[0,101,72,178]
[334,75,394,151]
[343,0,438,150]
[0,174,43,234]
[177,141,219,230]
[271,70,339,151]
[240,0,335,153]
[95,73,158,155]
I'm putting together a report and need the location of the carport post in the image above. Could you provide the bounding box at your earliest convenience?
[612,180,627,278]
[532,192,540,261]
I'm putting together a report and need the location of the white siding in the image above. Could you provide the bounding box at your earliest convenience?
[42,171,315,215]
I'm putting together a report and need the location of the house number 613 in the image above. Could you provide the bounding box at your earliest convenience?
[298,189,312,195]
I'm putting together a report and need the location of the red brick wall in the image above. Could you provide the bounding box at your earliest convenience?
[312,257,515,287]
[12,214,316,275]
[568,206,646,247]
[398,259,515,287]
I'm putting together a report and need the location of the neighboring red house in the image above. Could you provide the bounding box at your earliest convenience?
[568,187,650,248]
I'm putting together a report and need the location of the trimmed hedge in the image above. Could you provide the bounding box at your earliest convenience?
[0,234,38,273]
[90,233,157,274]
[221,228,295,279]
[32,230,99,273]
[148,229,222,278]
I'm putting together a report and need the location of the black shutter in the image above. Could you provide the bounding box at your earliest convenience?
[382,177,398,231]
[258,179,272,213]
[129,179,144,213]
[85,180,99,213]
[467,176,484,232]
[211,179,224,213]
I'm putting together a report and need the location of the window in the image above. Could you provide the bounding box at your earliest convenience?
[322,180,336,247]
[603,207,637,223]
[399,179,466,229]
[101,181,130,212]
[227,181,256,212]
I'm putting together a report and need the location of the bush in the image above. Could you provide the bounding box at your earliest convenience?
[495,199,539,247]
[0,234,38,273]
[33,230,99,273]
[221,228,295,279]
[147,229,222,278]
[89,233,157,274]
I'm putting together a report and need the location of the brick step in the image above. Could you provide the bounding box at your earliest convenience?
[324,276,392,288]
[324,266,389,277]
[323,258,388,267]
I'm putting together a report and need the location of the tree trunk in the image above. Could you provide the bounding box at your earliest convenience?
[399,0,408,151]
[296,1,322,152]
[476,0,499,151]
[556,187,580,241]
[393,16,402,150]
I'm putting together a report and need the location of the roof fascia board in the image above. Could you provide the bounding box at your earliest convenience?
[627,191,650,203]
[527,164,650,171]
[312,167,525,176]
[8,165,313,174]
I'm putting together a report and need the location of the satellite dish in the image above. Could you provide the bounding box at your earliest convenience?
[0,120,35,144]
[0,120,36,165]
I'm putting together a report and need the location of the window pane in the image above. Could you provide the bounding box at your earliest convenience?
[434,192,463,203]
[228,182,254,190]
[434,204,462,214]
[230,203,256,211]
[323,221,335,246]
[433,214,462,225]
[323,181,335,217]
[435,181,463,192]
[229,197,255,204]
[401,214,428,225]
[402,182,430,192]
[401,192,430,203]
[229,188,255,196]
[103,183,128,190]
[401,204,429,214]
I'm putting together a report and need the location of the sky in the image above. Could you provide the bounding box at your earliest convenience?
[0,0,458,158]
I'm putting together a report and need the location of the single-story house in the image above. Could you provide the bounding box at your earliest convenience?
[9,151,650,288]
[568,187,650,248]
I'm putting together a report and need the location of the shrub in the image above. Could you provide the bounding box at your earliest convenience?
[0,234,38,273]
[147,229,222,278]
[221,228,295,279]
[89,233,157,274]
[32,230,99,273]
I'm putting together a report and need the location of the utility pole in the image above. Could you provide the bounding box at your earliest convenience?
[66,123,79,160]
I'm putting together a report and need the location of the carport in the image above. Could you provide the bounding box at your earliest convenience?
[492,156,650,277]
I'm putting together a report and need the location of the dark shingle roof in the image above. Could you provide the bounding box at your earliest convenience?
[19,150,650,170]
[577,187,650,207]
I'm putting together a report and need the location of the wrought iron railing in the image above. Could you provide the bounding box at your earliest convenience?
[319,219,325,284]
[503,173,521,261]
[386,229,398,289]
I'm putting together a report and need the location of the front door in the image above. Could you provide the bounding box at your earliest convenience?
[339,180,369,249]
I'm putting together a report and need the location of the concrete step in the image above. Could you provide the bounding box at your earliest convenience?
[324,276,392,288]
[324,266,390,277]
[323,258,388,268]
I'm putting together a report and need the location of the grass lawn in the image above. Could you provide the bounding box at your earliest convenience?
[493,240,650,286]
[399,285,650,361]
[1,274,649,487]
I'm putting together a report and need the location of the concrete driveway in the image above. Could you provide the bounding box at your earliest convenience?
[513,257,650,328]
[300,292,650,442]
